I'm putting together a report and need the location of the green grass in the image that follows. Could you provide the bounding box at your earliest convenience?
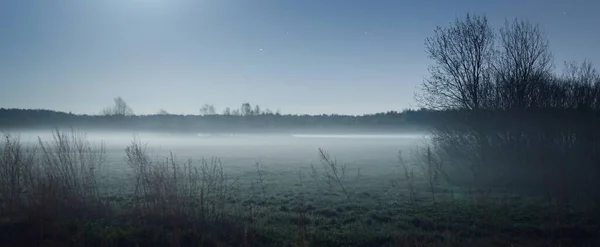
[2,190,597,246]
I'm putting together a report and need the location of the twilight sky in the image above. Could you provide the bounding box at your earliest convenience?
[1,0,599,115]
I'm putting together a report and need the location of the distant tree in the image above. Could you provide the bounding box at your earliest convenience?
[253,105,261,115]
[418,13,495,110]
[231,109,241,116]
[101,97,134,116]
[199,104,216,116]
[222,107,232,116]
[157,109,169,115]
[264,108,274,115]
[241,103,252,116]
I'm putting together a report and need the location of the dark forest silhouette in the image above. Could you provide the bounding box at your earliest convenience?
[418,14,600,201]
[0,106,438,133]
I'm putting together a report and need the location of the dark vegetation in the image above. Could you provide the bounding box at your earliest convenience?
[419,14,600,200]
[0,106,437,134]
[1,13,600,246]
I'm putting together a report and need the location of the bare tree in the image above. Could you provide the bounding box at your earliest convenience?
[157,109,169,115]
[418,13,495,110]
[101,97,134,116]
[561,60,600,110]
[222,107,232,116]
[495,18,554,109]
[240,103,252,116]
[199,104,216,116]
[253,105,261,116]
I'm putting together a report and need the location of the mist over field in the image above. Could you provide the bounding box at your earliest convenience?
[8,130,428,190]
[16,130,429,173]
[13,130,429,148]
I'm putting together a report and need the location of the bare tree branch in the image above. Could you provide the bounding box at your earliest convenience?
[495,18,554,109]
[418,13,495,111]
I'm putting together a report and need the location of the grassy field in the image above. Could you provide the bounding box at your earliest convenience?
[1,131,598,246]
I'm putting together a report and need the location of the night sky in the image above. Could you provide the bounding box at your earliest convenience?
[1,0,598,115]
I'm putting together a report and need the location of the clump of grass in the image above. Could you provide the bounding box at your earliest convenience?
[124,134,236,225]
[33,129,107,219]
[0,132,36,219]
[418,146,442,205]
[295,169,309,246]
[255,161,267,199]
[309,163,324,203]
[396,150,416,205]
[340,163,347,180]
[124,134,151,214]
[318,148,350,202]
[0,129,110,246]
[355,163,361,182]
[317,148,366,231]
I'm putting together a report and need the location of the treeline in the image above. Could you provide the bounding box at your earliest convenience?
[0,107,441,133]
[420,14,600,200]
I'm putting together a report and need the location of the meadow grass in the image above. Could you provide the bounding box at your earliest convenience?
[0,130,598,247]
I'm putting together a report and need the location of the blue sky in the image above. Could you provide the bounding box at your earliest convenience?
[1,0,599,115]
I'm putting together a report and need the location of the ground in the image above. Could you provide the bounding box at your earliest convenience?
[1,134,598,246]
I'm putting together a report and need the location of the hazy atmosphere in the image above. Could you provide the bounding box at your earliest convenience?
[2,1,600,247]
